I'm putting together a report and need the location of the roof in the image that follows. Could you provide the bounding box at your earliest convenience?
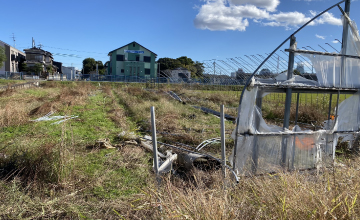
[108,41,157,56]
[24,47,53,58]
[0,40,26,55]
[0,40,11,47]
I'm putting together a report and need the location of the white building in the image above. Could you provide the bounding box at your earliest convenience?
[170,67,191,81]
[0,40,26,73]
[296,63,305,74]
[62,66,76,80]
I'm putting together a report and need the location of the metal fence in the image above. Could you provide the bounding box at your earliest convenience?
[0,71,39,80]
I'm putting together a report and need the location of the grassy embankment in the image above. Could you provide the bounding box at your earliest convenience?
[0,81,359,219]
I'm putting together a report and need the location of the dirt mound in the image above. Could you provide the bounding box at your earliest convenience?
[29,102,57,116]
[0,89,14,97]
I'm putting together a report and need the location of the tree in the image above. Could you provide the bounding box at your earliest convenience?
[82,58,105,75]
[193,61,204,78]
[19,62,27,73]
[157,57,182,70]
[293,69,300,75]
[177,56,194,67]
[0,46,6,69]
[82,58,96,74]
[33,63,44,75]
[96,61,105,75]
[157,57,204,79]
[47,65,54,75]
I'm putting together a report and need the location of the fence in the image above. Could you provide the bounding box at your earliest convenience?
[0,81,39,91]
[0,71,39,80]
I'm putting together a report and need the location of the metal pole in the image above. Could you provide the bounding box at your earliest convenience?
[252,91,263,174]
[220,105,226,179]
[283,35,296,128]
[150,106,162,211]
[295,93,300,126]
[291,93,300,170]
[340,0,351,87]
[151,106,159,176]
[281,35,296,168]
[318,44,329,52]
[325,43,340,53]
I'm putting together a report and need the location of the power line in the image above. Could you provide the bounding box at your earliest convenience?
[42,45,108,55]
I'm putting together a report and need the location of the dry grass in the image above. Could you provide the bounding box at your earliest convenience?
[143,159,360,219]
[1,81,360,219]
[263,99,328,129]
[0,102,30,127]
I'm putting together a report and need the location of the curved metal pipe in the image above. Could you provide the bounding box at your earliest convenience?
[232,0,346,169]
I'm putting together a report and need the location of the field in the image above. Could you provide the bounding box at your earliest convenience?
[0,81,359,219]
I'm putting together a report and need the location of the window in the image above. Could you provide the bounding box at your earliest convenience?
[137,67,140,74]
[132,43,135,47]
[143,56,151,62]
[145,68,150,75]
[121,69,124,73]
[110,67,112,73]
[116,55,124,61]
[136,56,139,61]
[130,67,132,74]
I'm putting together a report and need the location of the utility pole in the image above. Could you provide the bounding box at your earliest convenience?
[11,33,16,48]
[213,60,216,75]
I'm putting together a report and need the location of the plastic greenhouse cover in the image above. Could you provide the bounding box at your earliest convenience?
[231,87,360,175]
[231,20,360,175]
[302,20,360,88]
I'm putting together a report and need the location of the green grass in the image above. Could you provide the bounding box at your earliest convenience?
[0,79,22,86]
[23,88,50,97]
[0,80,359,219]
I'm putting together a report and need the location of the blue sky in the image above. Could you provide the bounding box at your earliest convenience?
[0,0,358,71]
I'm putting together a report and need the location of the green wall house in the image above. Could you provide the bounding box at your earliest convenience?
[108,41,158,79]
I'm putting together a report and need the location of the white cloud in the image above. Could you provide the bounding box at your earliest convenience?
[267,11,312,27]
[228,0,280,12]
[332,40,339,43]
[316,12,342,26]
[194,1,267,31]
[194,0,343,31]
[316,34,325,39]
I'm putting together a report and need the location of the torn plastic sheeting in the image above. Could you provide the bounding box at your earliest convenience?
[300,20,360,88]
[301,54,360,88]
[344,19,360,57]
[279,75,320,87]
[334,91,360,132]
[229,132,334,175]
[231,86,359,174]
[272,73,320,87]
[51,116,78,125]
[31,112,78,125]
